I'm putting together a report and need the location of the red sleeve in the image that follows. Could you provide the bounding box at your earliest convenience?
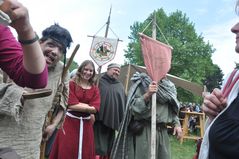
[68,80,79,105]
[21,67,48,88]
[0,25,48,88]
[89,85,101,112]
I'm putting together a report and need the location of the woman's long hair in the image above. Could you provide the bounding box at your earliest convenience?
[74,60,96,85]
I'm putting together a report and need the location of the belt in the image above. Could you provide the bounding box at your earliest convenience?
[143,120,167,129]
[156,123,167,129]
[66,112,91,159]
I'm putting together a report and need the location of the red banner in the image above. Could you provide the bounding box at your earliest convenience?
[140,33,172,81]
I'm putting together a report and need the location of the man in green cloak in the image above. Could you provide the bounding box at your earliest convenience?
[110,72,182,159]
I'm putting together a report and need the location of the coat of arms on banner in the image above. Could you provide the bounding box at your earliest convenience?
[90,36,118,66]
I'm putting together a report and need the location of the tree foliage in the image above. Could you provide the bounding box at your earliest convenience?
[67,59,79,72]
[61,58,79,72]
[124,8,224,102]
[203,64,224,92]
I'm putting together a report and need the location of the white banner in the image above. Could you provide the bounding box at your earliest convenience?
[89,36,118,66]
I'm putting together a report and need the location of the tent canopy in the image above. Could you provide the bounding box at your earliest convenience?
[118,64,205,97]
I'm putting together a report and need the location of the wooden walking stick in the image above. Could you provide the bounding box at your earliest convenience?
[39,44,80,159]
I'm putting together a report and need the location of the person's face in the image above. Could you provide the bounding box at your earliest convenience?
[40,39,63,68]
[231,22,239,53]
[107,67,120,79]
[80,63,94,81]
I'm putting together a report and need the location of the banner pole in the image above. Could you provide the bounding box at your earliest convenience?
[150,12,157,159]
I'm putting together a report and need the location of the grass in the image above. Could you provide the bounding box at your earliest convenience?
[170,135,197,159]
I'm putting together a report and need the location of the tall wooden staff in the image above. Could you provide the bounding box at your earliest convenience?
[151,13,157,159]
[39,44,80,159]
[140,12,172,159]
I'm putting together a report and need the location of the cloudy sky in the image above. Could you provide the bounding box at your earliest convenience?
[18,0,239,74]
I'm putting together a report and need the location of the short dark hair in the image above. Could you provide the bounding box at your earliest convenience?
[41,23,73,54]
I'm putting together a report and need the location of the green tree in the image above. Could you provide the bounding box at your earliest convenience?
[124,8,223,102]
[61,58,79,72]
[203,65,224,92]
[67,59,79,72]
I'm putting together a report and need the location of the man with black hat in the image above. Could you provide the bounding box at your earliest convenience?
[0,23,73,159]
[94,63,126,159]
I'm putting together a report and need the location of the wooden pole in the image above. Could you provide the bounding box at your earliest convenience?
[151,12,157,159]
[124,64,131,95]
[96,6,112,86]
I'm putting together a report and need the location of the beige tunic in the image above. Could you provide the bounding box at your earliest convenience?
[0,62,69,159]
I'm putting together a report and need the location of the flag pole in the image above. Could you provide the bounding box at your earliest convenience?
[151,11,157,159]
[97,6,112,86]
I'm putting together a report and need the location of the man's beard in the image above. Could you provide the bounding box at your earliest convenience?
[110,74,118,80]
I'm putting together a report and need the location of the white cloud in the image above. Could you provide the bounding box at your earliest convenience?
[203,17,239,75]
[195,8,208,16]
[17,0,127,73]
[217,2,234,18]
[12,0,239,75]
